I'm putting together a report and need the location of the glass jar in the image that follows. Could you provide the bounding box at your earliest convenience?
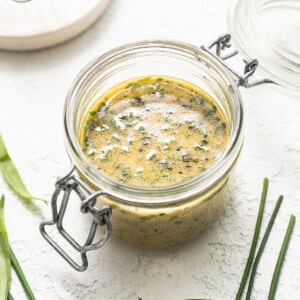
[66,39,244,241]
[41,37,251,271]
[228,0,300,94]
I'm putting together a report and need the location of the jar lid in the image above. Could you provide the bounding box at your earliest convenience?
[0,0,110,51]
[228,0,300,93]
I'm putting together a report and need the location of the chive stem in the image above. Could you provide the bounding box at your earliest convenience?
[235,178,269,300]
[246,195,283,299]
[0,195,11,300]
[8,291,14,300]
[268,215,296,300]
[10,247,36,300]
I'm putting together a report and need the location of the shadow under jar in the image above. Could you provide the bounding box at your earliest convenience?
[64,40,244,247]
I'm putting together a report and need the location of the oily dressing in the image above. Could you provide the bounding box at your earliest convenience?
[81,76,229,187]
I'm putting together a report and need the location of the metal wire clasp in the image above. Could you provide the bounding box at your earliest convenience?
[40,165,112,272]
[200,33,275,88]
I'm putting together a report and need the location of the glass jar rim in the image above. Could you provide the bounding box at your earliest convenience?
[64,39,244,206]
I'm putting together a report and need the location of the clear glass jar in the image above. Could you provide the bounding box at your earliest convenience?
[228,0,300,93]
[63,40,244,247]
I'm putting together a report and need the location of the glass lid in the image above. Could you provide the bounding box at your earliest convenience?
[228,0,300,94]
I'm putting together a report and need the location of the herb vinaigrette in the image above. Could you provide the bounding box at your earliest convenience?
[81,76,229,187]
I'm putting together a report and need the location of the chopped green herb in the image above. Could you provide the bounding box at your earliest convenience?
[97,102,106,111]
[196,96,205,105]
[125,82,135,89]
[99,157,109,162]
[195,145,204,151]
[206,107,217,116]
[112,133,120,142]
[182,155,199,163]
[158,160,173,171]
[109,119,119,130]
[169,215,178,221]
[121,167,131,178]
[89,111,97,117]
[144,87,156,94]
[131,97,144,106]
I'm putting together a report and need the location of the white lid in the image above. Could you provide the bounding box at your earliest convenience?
[228,0,300,93]
[0,0,110,51]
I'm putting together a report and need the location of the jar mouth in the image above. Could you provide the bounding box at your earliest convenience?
[64,39,244,206]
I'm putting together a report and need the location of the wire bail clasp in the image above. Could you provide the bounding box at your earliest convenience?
[40,165,112,272]
[201,33,275,88]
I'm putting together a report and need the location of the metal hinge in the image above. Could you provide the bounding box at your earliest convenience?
[201,33,275,88]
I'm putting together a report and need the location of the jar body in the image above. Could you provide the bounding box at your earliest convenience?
[81,168,233,247]
[65,40,244,247]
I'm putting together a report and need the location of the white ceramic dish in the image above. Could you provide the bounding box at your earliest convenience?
[0,0,110,51]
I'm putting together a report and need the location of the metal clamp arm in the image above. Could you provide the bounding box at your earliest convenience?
[201,33,275,88]
[40,165,112,272]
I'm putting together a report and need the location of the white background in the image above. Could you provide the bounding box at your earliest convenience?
[0,0,299,299]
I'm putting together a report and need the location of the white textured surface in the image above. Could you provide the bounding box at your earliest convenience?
[0,0,299,299]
